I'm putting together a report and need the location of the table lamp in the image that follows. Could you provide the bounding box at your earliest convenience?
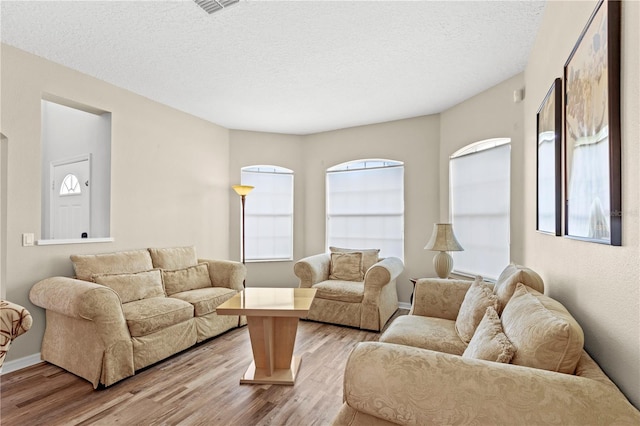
[424,223,464,279]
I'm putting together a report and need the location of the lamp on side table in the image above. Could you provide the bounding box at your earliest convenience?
[424,223,464,279]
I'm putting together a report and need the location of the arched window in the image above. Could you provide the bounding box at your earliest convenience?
[241,165,294,261]
[326,159,404,259]
[450,138,510,280]
[59,173,81,195]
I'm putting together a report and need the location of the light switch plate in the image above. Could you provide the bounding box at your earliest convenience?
[22,233,34,246]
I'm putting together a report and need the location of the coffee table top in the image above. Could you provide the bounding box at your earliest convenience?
[217,287,317,317]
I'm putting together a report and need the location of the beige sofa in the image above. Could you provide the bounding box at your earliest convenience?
[333,264,640,425]
[294,248,404,331]
[30,246,246,388]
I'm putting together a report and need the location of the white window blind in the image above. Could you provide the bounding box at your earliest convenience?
[450,141,510,280]
[326,160,404,259]
[241,165,293,261]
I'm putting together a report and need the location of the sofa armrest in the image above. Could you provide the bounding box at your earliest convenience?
[294,253,331,288]
[199,258,246,292]
[341,342,640,426]
[410,278,473,320]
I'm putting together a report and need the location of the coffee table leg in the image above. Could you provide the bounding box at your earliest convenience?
[242,316,302,385]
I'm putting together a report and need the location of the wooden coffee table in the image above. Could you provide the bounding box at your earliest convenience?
[216,287,316,385]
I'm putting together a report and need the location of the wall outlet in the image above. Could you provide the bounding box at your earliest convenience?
[22,233,34,247]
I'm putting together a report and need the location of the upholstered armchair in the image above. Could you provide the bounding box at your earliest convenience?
[1,300,33,368]
[294,248,403,331]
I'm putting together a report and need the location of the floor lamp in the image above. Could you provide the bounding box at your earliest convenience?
[232,185,254,285]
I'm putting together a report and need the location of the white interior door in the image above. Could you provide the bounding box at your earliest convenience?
[51,157,91,239]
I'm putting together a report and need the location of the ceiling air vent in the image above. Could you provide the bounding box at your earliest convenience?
[194,0,240,15]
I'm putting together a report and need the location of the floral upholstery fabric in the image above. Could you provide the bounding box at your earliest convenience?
[462,306,515,363]
[494,263,544,313]
[454,276,499,343]
[162,263,212,295]
[313,280,364,303]
[71,249,153,281]
[379,315,467,355]
[170,286,237,317]
[335,342,640,426]
[92,269,165,303]
[410,279,473,320]
[0,300,33,368]
[330,246,380,276]
[148,246,198,270]
[502,283,584,374]
[329,252,364,281]
[122,297,193,337]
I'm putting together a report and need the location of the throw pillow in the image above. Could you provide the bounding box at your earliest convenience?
[92,269,165,303]
[71,249,154,281]
[148,246,198,270]
[330,246,380,276]
[329,252,364,281]
[463,306,515,363]
[501,283,584,374]
[493,263,544,313]
[455,276,500,343]
[162,263,212,295]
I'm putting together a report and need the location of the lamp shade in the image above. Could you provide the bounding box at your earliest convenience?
[424,223,464,252]
[232,185,254,196]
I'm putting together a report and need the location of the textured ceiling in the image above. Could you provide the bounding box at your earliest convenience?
[1,0,546,135]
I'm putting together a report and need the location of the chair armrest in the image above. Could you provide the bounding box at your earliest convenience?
[342,342,640,425]
[199,258,246,292]
[363,257,403,290]
[410,278,474,320]
[294,253,331,288]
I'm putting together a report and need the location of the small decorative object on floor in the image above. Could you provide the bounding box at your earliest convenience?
[424,223,464,279]
[0,300,33,368]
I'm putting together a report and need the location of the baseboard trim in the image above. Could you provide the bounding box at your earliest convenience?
[1,353,42,375]
[398,301,411,310]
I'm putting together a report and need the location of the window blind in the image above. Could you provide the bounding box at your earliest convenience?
[450,143,510,280]
[241,166,293,261]
[326,162,404,259]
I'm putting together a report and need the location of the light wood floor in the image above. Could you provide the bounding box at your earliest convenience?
[0,310,407,426]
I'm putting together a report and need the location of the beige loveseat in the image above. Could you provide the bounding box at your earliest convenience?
[30,246,246,388]
[294,247,404,331]
[333,264,640,425]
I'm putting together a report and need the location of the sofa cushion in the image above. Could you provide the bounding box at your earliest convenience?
[122,297,193,337]
[463,306,515,363]
[379,315,467,355]
[148,246,198,270]
[313,280,364,303]
[71,249,154,281]
[92,269,165,303]
[455,276,499,343]
[329,252,364,281]
[494,263,544,312]
[162,263,212,296]
[170,287,237,317]
[501,283,584,374]
[330,246,380,275]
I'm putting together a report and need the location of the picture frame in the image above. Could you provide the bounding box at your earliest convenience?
[536,78,562,236]
[564,0,621,246]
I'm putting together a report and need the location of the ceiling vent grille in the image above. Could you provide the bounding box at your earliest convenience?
[194,0,240,15]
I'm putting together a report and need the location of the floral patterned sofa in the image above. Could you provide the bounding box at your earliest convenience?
[333,264,640,425]
[30,246,245,388]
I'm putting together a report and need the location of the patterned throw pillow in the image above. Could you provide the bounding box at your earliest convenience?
[493,263,544,313]
[92,269,165,303]
[501,283,584,374]
[455,276,500,343]
[463,306,515,363]
[161,263,212,295]
[330,246,380,276]
[329,252,364,281]
[148,246,198,270]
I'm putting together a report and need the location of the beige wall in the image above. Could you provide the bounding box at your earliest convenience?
[439,73,526,262]
[523,0,639,407]
[228,130,304,288]
[0,44,232,362]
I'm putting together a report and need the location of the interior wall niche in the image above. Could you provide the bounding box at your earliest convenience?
[40,98,112,242]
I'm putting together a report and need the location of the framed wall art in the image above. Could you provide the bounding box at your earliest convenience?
[564,0,621,246]
[536,78,562,236]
